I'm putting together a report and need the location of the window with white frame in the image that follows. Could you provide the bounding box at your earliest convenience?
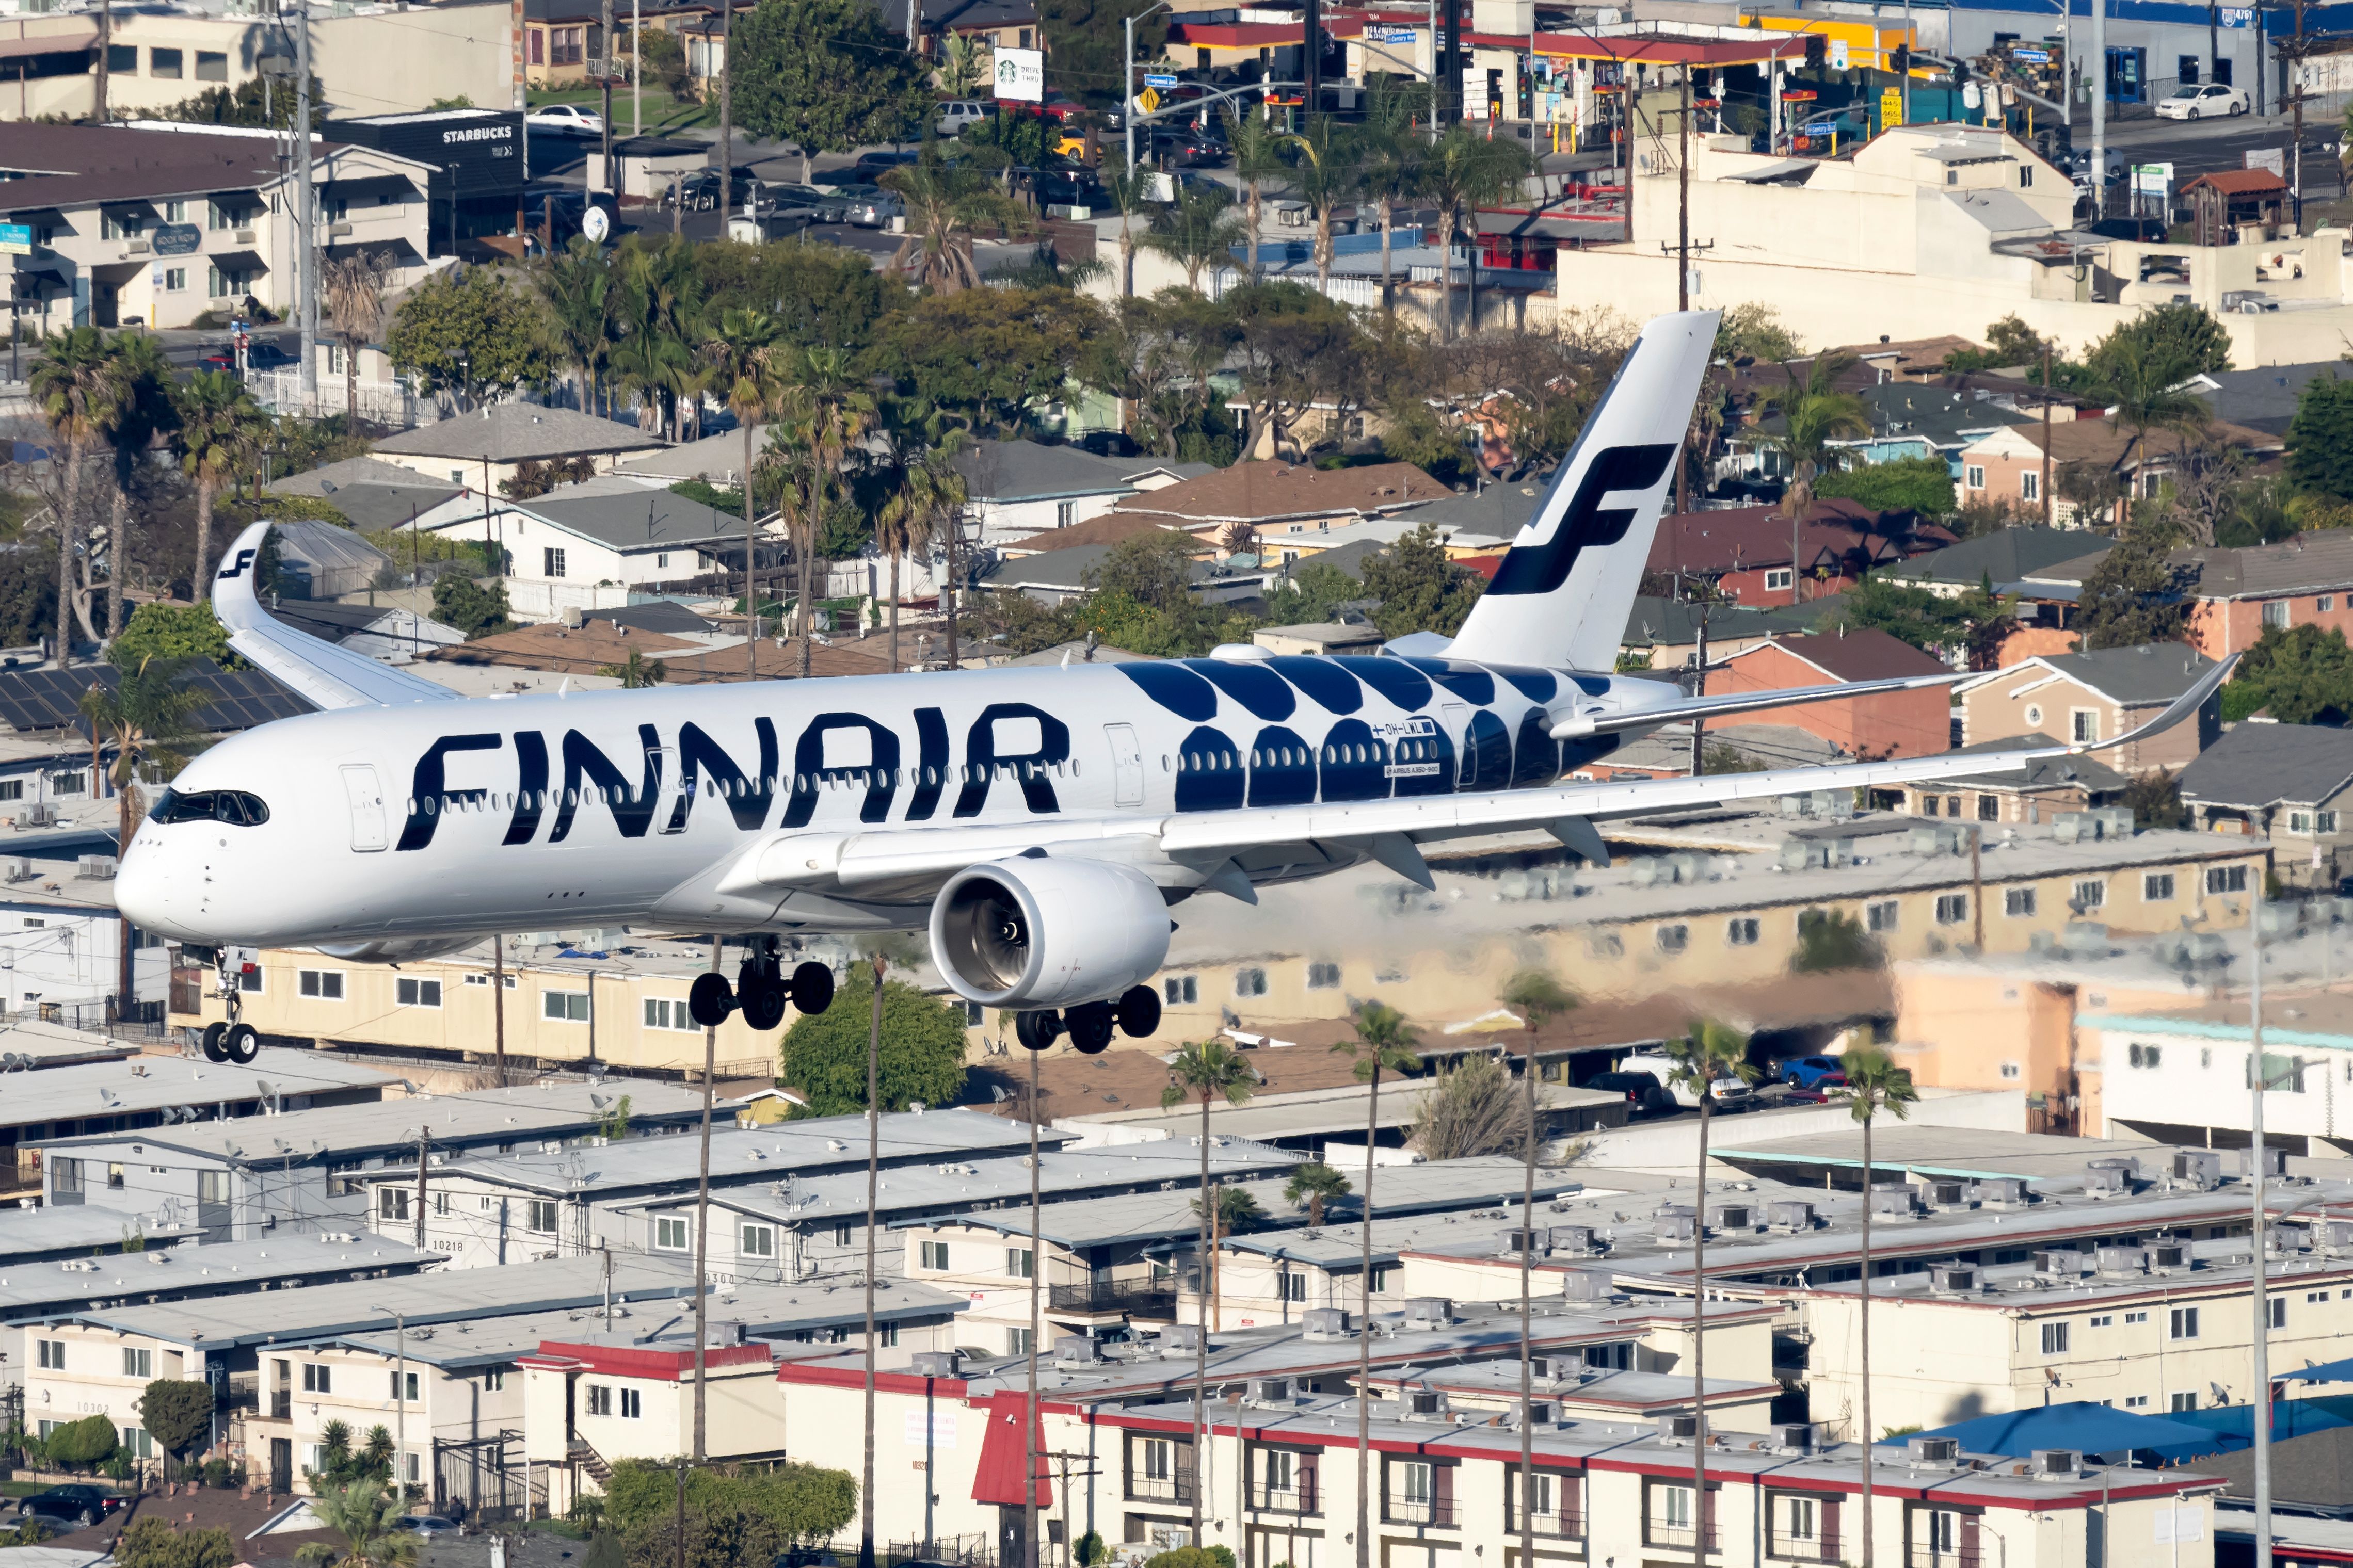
[1163,975,1198,1005]
[1965,465,1986,490]
[920,1240,950,1270]
[526,1199,558,1234]
[395,977,440,1008]
[1867,900,1899,932]
[644,997,696,1031]
[1306,962,1340,989]
[585,1385,612,1416]
[621,1388,643,1418]
[2208,865,2250,894]
[2264,600,2291,627]
[741,1223,775,1257]
[1764,568,1794,592]
[1726,917,1760,946]
[1235,967,1267,996]
[543,990,589,1022]
[2073,879,2106,909]
[1935,894,1970,925]
[2144,872,2176,901]
[654,1217,690,1250]
[1006,1247,1034,1279]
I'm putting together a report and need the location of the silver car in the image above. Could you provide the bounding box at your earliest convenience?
[843,186,905,228]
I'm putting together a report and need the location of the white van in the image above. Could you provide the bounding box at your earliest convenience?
[1616,1050,1756,1111]
[935,100,990,137]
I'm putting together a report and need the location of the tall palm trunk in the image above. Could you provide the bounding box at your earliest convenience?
[194,476,216,602]
[56,443,81,664]
[1191,1089,1210,1543]
[1859,1114,1876,1568]
[106,481,126,637]
[1246,181,1263,280]
[1378,193,1397,314]
[1519,1024,1537,1565]
[796,526,814,680]
[1437,208,1458,342]
[1355,1061,1382,1568]
[1314,208,1333,294]
[346,349,358,428]
[886,546,901,673]
[860,957,882,1568]
[743,421,759,678]
[941,512,959,670]
[1691,1095,1712,1568]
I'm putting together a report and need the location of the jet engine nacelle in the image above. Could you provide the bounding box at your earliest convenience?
[929,857,1170,1010]
[310,936,481,964]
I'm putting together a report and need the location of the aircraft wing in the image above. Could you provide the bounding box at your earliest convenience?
[211,521,463,709]
[728,652,2233,900]
[1548,669,1975,738]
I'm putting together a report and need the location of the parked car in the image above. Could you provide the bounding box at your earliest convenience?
[767,182,851,223]
[666,168,762,213]
[17,1488,126,1529]
[394,1516,460,1539]
[774,1551,845,1568]
[1152,124,1229,166]
[853,149,920,177]
[2156,82,2250,119]
[1616,1050,1755,1111]
[239,342,296,371]
[524,103,604,137]
[1772,1054,1849,1091]
[1049,129,1099,165]
[935,99,990,136]
[2088,215,2170,242]
[1033,171,1108,211]
[524,184,619,243]
[1037,92,1085,122]
[841,186,904,227]
[1587,1070,1677,1118]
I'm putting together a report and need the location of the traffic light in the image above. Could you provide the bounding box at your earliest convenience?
[1804,33,1826,68]
[1951,56,1970,85]
[1890,42,1911,75]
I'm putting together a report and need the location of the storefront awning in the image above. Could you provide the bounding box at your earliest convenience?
[204,250,269,274]
[0,24,98,58]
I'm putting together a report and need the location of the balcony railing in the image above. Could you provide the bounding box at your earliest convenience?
[1248,1481,1320,1515]
[1503,1509,1581,1540]
[1050,1277,1179,1315]
[1126,1473,1196,1505]
[1908,1549,1982,1568]
[1771,1539,1842,1563]
[1384,1499,1459,1529]
[1644,1524,1721,1552]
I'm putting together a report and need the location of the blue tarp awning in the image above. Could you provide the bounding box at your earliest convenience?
[2284,1357,2353,1384]
[1884,1401,2214,1457]
[2148,1400,2353,1458]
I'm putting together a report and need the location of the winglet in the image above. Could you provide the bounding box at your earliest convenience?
[2073,652,2234,757]
[212,520,462,710]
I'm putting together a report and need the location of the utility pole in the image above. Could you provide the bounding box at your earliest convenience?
[413,1127,429,1251]
[95,0,113,120]
[295,0,317,415]
[492,935,507,1087]
[1025,1041,1042,1568]
[2040,345,2054,526]
[633,0,643,137]
[2090,0,2107,220]
[599,0,615,190]
[860,954,882,1568]
[1303,0,1322,116]
[1688,604,1709,778]
[2290,0,2309,227]
[395,1313,407,1501]
[717,0,734,231]
[1677,65,1690,310]
[691,940,717,1464]
[1123,15,1138,174]
[2253,871,2276,1568]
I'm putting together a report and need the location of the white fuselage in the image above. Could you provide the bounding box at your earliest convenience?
[117,653,1679,949]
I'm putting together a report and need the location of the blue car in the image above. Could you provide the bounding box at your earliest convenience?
[1776,1055,1849,1091]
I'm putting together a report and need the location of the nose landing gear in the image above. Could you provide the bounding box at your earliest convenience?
[200,950,260,1064]
[1013,983,1164,1056]
[685,939,839,1030]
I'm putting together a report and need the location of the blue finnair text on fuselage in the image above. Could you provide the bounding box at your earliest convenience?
[388,655,1625,856]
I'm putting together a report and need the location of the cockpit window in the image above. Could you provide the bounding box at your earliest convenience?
[148,789,270,827]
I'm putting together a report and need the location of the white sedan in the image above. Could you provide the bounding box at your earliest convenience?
[525,103,605,137]
[2155,82,2250,119]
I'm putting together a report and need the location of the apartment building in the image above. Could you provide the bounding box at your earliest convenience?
[36,1080,710,1245]
[1957,645,2222,770]
[2082,988,2353,1154]
[2177,724,2353,890]
[773,1310,2224,1568]
[1710,629,1955,760]
[354,1110,1055,1266]
[18,1255,699,1491]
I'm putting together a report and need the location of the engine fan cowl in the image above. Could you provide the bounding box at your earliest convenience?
[929,858,1170,1010]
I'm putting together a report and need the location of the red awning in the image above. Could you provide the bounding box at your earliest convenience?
[969,1392,1053,1510]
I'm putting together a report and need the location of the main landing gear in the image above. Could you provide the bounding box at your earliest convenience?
[689,937,835,1029]
[199,948,260,1064]
[1014,984,1162,1057]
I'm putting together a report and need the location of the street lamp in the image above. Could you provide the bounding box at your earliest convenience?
[1124,0,1177,174]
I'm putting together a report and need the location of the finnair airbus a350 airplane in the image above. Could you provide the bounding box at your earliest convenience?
[117,312,2226,1062]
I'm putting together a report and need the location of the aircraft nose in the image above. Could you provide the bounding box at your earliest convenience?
[114,845,192,941]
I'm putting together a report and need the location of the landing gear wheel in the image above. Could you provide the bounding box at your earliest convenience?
[740,977,789,1032]
[1066,1001,1116,1055]
[1116,984,1162,1039]
[199,1022,228,1063]
[689,971,737,1028]
[222,1022,260,1064]
[789,961,835,1016]
[1014,1010,1063,1052]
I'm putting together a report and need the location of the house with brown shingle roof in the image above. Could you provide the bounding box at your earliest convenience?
[1109,461,1451,554]
[2013,527,2353,661]
[1710,627,1955,759]
[1956,415,2282,525]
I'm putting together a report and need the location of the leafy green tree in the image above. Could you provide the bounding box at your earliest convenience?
[1418,124,1533,341]
[1943,314,2052,372]
[1281,1161,1352,1224]
[2090,326,2212,476]
[136,1380,216,1472]
[1354,79,1430,311]
[45,1413,120,1472]
[1793,909,1883,973]
[601,1461,854,1547]
[2087,301,2232,382]
[2075,536,2191,649]
[882,155,1031,295]
[1262,560,1364,626]
[731,0,927,182]
[1406,1054,1526,1159]
[296,1480,413,1568]
[1714,302,1799,363]
[2221,623,2353,723]
[1358,523,1484,638]
[597,648,668,687]
[1838,1044,1918,1547]
[30,326,117,664]
[1139,184,1248,293]
[2126,768,2188,829]
[880,286,1104,435]
[1758,353,1871,520]
[778,966,967,1115]
[171,369,270,597]
[1814,454,1957,516]
[692,241,895,352]
[1280,116,1358,290]
[114,603,236,668]
[2288,373,2353,500]
[430,574,514,640]
[540,238,615,418]
[385,269,553,403]
[116,1519,234,1568]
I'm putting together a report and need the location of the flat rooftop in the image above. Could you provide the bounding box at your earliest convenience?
[0,1233,434,1319]
[1077,1079,1621,1142]
[1711,1125,2183,1183]
[0,1047,396,1131]
[38,1078,712,1166]
[0,1204,197,1264]
[0,1020,140,1069]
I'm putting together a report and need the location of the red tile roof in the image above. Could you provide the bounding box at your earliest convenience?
[2182,169,2288,197]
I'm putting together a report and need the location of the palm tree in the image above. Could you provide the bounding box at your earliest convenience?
[1099,155,1155,299]
[611,236,706,440]
[29,327,115,665]
[169,370,269,599]
[877,441,965,672]
[541,238,615,416]
[322,249,388,429]
[701,307,786,678]
[295,1478,416,1568]
[1357,78,1430,314]
[1758,354,1872,540]
[1331,1000,1420,1568]
[1140,183,1248,293]
[882,157,1030,294]
[1222,102,1288,282]
[1661,1021,1761,1568]
[1191,1184,1265,1329]
[1279,115,1359,294]
[1501,968,1575,1559]
[1158,1038,1258,1544]
[94,333,176,638]
[1418,125,1534,341]
[82,654,202,1018]
[1841,1043,1919,1564]
[1282,1160,1350,1226]
[2096,334,2213,508]
[773,347,874,678]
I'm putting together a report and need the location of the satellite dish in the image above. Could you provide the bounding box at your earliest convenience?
[582,205,612,245]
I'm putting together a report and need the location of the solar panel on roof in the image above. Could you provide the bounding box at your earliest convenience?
[0,659,313,736]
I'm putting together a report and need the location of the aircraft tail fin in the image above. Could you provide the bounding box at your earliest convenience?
[212,521,461,709]
[1446,310,1719,671]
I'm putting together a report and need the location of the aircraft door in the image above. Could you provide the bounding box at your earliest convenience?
[1442,703,1470,790]
[652,747,688,833]
[341,764,388,852]
[1105,723,1144,807]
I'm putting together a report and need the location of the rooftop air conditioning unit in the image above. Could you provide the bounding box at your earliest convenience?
[2318,1220,2353,1255]
[1053,1335,1101,1366]
[1658,1414,1699,1445]
[1550,1224,1599,1256]
[2094,1246,2146,1278]
[2034,1448,2082,1477]
[1403,1389,1447,1420]
[1708,1203,1755,1232]
[1403,1297,1453,1329]
[1561,1270,1615,1303]
[2036,1249,2085,1276]
[1655,1205,1698,1241]
[2170,1150,2223,1191]
[1301,1308,1354,1340]
[1160,1324,1203,1352]
[77,855,118,880]
[1504,1226,1546,1255]
[2083,1164,2131,1198]
[2271,1222,2314,1254]
[1246,1377,1292,1407]
[1927,1263,1978,1295]
[2243,1146,2289,1180]
[1868,1185,1918,1218]
[1,859,31,884]
[1775,1421,1820,1454]
[1908,1436,1962,1469]
[1515,1399,1557,1428]
[1976,1178,2030,1209]
[1921,1179,1971,1211]
[2148,1242,2187,1272]
[908,1351,959,1378]
[1767,1200,1816,1233]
